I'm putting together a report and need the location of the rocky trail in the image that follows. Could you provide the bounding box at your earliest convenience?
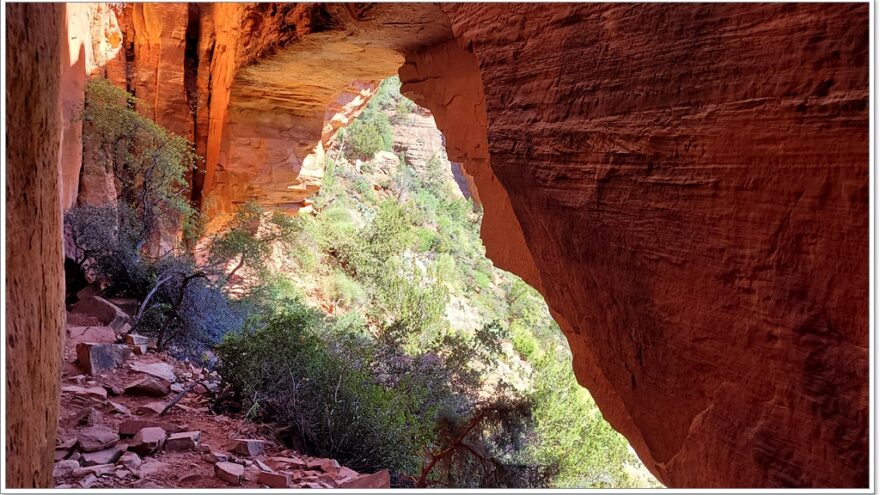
[53,295,389,489]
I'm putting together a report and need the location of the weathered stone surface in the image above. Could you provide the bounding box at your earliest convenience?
[6,6,67,486]
[67,326,117,348]
[74,463,115,478]
[124,376,170,396]
[128,427,167,456]
[69,296,132,333]
[137,401,167,415]
[118,419,183,436]
[118,451,142,471]
[337,469,390,489]
[80,446,125,467]
[165,431,200,451]
[77,427,119,453]
[72,406,103,426]
[214,461,244,485]
[125,334,149,346]
[259,471,290,488]
[76,342,131,375]
[230,438,268,457]
[53,460,81,479]
[129,361,177,382]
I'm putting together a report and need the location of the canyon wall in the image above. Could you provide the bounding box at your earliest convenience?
[5,2,868,488]
[5,4,67,487]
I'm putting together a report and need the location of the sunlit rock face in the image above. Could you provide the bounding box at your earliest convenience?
[15,2,868,489]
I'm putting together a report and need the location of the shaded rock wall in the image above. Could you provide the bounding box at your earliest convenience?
[437,3,868,487]
[5,4,67,487]
[7,2,869,488]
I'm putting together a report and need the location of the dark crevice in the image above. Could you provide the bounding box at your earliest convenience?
[184,3,202,206]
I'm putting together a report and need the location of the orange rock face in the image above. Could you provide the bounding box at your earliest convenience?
[6,2,869,489]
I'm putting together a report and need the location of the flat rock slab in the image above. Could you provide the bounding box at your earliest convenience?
[119,452,141,470]
[124,376,170,397]
[166,431,200,451]
[215,461,244,485]
[118,419,183,436]
[68,326,116,347]
[258,471,291,488]
[77,427,119,453]
[307,458,340,474]
[230,438,269,457]
[125,334,149,346]
[81,445,125,466]
[129,426,166,456]
[76,342,131,375]
[137,401,167,415]
[129,361,176,382]
[265,456,307,470]
[53,460,80,478]
[338,469,391,489]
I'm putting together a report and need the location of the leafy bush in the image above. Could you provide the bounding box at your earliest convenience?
[321,271,366,308]
[344,105,393,161]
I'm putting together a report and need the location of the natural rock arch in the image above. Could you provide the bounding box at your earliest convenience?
[5,2,868,488]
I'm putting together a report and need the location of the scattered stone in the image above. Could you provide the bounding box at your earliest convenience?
[118,419,182,436]
[193,383,208,395]
[101,383,123,396]
[259,471,290,488]
[124,376,170,397]
[243,465,261,482]
[307,458,340,475]
[76,342,131,375]
[78,473,98,488]
[114,469,129,479]
[166,431,200,451]
[125,334,149,346]
[338,469,391,489]
[56,484,74,489]
[72,406,103,426]
[214,461,244,485]
[129,426,166,456]
[137,401,167,415]
[301,482,322,489]
[77,427,119,452]
[230,438,268,457]
[62,385,108,403]
[74,463,115,478]
[255,459,272,472]
[53,460,80,478]
[208,451,228,463]
[70,374,86,384]
[118,452,141,470]
[147,339,159,352]
[170,383,184,393]
[195,443,211,453]
[265,456,307,470]
[130,361,176,382]
[81,446,125,466]
[129,344,148,355]
[108,400,131,415]
[68,451,82,462]
[54,439,78,462]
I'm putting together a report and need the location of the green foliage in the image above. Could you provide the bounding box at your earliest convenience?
[83,78,199,245]
[321,271,367,308]
[343,104,393,161]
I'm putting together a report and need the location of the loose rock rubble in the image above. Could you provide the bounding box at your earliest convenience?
[54,299,390,489]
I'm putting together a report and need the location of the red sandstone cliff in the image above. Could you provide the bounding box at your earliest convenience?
[6,3,869,488]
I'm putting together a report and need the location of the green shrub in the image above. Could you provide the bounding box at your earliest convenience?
[344,105,393,161]
[322,271,367,308]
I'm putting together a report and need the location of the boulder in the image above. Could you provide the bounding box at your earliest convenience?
[230,438,268,457]
[118,452,141,470]
[53,460,80,478]
[80,446,125,466]
[338,469,391,489]
[69,296,132,333]
[128,426,166,456]
[118,419,182,436]
[76,342,131,375]
[214,461,244,485]
[259,471,290,488]
[129,361,176,382]
[77,427,119,452]
[67,326,116,347]
[124,376,170,396]
[165,431,200,451]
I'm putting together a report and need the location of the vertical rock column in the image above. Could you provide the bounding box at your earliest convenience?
[5,3,67,488]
